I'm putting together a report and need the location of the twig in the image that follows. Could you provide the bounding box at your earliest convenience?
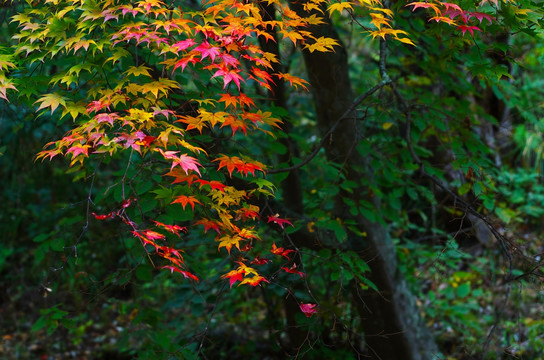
[269,79,391,174]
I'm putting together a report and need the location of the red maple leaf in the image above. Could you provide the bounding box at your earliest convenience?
[171,38,196,53]
[196,218,221,233]
[141,230,166,241]
[157,246,184,266]
[267,215,294,229]
[131,230,159,248]
[467,12,495,24]
[161,266,198,281]
[457,25,481,36]
[86,100,110,113]
[300,303,318,318]
[92,212,115,220]
[195,179,227,192]
[66,144,90,158]
[282,263,305,277]
[121,197,136,208]
[210,63,244,90]
[271,243,295,260]
[251,256,270,265]
[221,268,245,288]
[153,220,187,237]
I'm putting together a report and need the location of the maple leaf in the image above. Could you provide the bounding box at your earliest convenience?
[34,93,67,114]
[267,215,294,229]
[157,246,185,266]
[214,155,266,177]
[131,230,159,248]
[92,212,116,220]
[170,53,199,72]
[210,64,244,90]
[219,53,240,67]
[327,2,353,17]
[171,195,201,211]
[406,2,441,14]
[237,205,260,220]
[239,275,269,287]
[176,114,207,133]
[164,169,199,186]
[66,144,91,159]
[217,234,243,254]
[370,13,392,30]
[219,93,238,109]
[194,40,220,62]
[221,268,245,288]
[199,110,228,128]
[141,229,166,241]
[276,73,309,91]
[124,65,153,77]
[219,92,255,110]
[196,179,227,192]
[441,2,463,12]
[156,149,202,175]
[467,11,495,24]
[221,116,249,136]
[300,303,318,317]
[429,16,457,25]
[282,263,305,277]
[251,256,270,265]
[86,100,111,113]
[161,266,199,281]
[457,25,482,36]
[0,75,17,102]
[171,38,197,53]
[279,29,305,46]
[196,218,222,233]
[119,198,135,210]
[248,67,275,87]
[153,220,187,236]
[271,243,295,260]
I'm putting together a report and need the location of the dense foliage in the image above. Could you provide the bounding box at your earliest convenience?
[2,0,544,359]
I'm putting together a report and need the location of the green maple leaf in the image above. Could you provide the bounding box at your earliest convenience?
[34,93,67,114]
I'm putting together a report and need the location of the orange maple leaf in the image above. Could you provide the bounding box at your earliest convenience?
[171,195,201,210]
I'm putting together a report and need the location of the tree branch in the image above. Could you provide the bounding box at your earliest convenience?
[269,78,391,174]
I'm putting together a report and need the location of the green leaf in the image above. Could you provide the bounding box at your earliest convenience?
[456,282,471,298]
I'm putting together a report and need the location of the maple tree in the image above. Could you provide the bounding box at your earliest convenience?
[2,0,544,358]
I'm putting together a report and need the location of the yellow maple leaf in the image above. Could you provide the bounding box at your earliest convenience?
[303,36,340,53]
[370,12,392,30]
[217,234,243,254]
[327,2,353,16]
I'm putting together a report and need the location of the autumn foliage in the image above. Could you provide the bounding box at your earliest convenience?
[0,0,531,333]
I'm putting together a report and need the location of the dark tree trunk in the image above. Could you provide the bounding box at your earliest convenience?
[286,2,440,359]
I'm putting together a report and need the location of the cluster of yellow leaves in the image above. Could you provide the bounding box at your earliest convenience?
[301,0,414,45]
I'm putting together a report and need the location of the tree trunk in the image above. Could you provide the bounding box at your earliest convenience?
[288,2,440,359]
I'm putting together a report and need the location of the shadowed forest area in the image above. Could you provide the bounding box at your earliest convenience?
[1,0,544,359]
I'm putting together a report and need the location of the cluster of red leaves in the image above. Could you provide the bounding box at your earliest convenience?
[93,200,196,281]
[407,1,496,36]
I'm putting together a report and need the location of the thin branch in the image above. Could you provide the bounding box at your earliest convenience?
[379,38,514,279]
[269,79,391,174]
